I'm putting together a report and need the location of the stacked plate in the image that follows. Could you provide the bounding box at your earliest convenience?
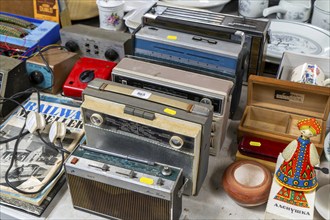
[266,20,330,64]
[161,0,231,12]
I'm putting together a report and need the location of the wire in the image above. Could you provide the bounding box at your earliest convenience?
[1,87,67,194]
[23,44,69,92]
[37,131,70,155]
[0,131,29,144]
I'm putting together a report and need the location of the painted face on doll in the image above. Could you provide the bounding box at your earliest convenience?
[300,128,314,139]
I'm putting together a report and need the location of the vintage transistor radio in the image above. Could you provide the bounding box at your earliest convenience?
[134,25,247,117]
[65,145,184,220]
[112,57,233,156]
[82,79,213,196]
[143,2,270,80]
[60,24,132,62]
[63,57,117,98]
[26,48,79,94]
[0,56,31,118]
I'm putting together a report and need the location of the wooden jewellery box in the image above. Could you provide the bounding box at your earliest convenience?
[238,75,330,155]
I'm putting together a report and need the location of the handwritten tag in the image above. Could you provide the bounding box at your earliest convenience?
[131,89,151,99]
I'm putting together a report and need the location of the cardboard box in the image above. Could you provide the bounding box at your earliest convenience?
[277,51,330,83]
[238,75,330,155]
[0,0,34,18]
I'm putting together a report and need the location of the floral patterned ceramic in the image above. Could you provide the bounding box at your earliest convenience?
[263,0,311,22]
[311,0,330,31]
[96,0,125,31]
[266,20,330,64]
[239,0,269,18]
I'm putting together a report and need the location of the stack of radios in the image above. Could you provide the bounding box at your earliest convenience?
[63,2,271,220]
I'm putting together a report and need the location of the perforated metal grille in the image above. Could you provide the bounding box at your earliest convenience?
[67,174,171,220]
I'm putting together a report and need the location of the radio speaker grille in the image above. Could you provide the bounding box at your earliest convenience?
[67,174,171,220]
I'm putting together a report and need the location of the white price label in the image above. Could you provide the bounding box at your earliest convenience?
[131,89,152,99]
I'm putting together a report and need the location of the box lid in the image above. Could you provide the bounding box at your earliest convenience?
[247,75,330,121]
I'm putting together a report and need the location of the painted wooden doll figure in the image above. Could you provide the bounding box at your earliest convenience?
[274,118,321,208]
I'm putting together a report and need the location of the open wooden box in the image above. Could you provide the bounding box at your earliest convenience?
[238,75,330,155]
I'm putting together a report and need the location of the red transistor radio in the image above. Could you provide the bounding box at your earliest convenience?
[63,57,116,98]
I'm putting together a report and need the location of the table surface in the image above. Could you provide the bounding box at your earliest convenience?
[1,1,329,219]
[1,84,329,220]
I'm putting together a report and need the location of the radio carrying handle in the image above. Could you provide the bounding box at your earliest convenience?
[95,82,210,116]
[234,31,245,47]
[178,178,189,198]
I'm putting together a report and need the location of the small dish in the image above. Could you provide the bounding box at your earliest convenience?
[315,184,330,219]
[222,160,272,207]
[266,20,330,64]
[161,0,231,12]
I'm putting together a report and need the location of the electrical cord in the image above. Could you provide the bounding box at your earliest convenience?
[24,45,69,92]
[0,131,29,144]
[37,131,70,155]
[1,88,69,194]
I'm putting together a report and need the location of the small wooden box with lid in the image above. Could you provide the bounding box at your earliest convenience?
[238,75,330,156]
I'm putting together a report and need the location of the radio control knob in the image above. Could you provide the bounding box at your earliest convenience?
[90,113,103,126]
[157,178,164,186]
[29,71,44,84]
[211,122,216,132]
[200,98,212,105]
[65,40,79,52]
[104,49,119,61]
[169,136,184,149]
[162,166,172,176]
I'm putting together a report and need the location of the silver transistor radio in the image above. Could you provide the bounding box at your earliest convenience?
[65,145,184,220]
[81,78,213,196]
[112,57,233,156]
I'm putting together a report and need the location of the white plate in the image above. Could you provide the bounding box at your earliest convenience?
[266,20,330,64]
[124,0,157,12]
[324,132,330,162]
[161,0,231,11]
[315,184,330,220]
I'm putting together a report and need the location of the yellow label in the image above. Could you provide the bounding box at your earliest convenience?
[249,141,261,147]
[140,177,154,185]
[167,35,177,40]
[164,108,176,115]
[33,0,59,23]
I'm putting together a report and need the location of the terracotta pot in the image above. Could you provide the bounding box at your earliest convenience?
[222,160,272,207]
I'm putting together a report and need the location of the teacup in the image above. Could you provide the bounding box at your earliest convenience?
[291,63,330,87]
[263,0,312,22]
[239,0,269,18]
[311,0,330,31]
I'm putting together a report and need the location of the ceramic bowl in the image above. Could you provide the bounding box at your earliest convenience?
[222,160,272,207]
[315,184,330,219]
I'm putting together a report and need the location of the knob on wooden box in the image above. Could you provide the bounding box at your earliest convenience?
[26,48,79,94]
[62,57,117,98]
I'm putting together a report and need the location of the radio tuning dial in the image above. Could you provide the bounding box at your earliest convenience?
[65,40,79,52]
[90,113,103,126]
[104,49,119,61]
[29,71,44,84]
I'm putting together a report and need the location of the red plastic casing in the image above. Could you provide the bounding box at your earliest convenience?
[63,57,116,98]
